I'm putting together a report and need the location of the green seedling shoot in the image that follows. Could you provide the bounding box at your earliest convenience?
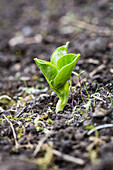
[34,42,80,113]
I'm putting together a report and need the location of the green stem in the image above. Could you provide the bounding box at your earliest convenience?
[56,81,69,113]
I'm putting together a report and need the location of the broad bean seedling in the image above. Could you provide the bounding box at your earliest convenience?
[34,42,80,113]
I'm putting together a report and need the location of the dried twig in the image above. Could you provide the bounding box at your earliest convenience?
[60,16,113,36]
[72,19,113,36]
[87,124,113,136]
[3,114,19,149]
[15,106,26,118]
[31,130,85,165]
[32,131,53,157]
[52,149,85,165]
[79,59,99,65]
[89,64,105,78]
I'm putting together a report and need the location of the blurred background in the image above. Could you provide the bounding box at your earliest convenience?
[0,0,113,95]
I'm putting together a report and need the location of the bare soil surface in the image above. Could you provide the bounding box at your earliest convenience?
[0,0,113,169]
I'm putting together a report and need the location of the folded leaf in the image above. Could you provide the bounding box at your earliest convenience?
[34,58,58,85]
[54,54,80,86]
[51,42,69,67]
[57,53,77,70]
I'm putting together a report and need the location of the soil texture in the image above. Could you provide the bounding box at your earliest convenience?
[0,0,113,170]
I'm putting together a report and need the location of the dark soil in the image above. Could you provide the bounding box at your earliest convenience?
[0,0,113,169]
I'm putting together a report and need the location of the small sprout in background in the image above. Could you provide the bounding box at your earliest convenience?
[72,70,85,85]
[77,108,84,115]
[72,111,75,120]
[37,143,53,170]
[71,106,84,122]
[108,93,113,106]
[72,70,85,78]
[20,77,30,88]
[15,72,21,79]
[70,70,85,107]
[16,126,24,139]
[47,119,53,125]
[86,124,99,163]
[41,83,45,89]
[34,42,80,113]
[35,84,39,89]
[88,148,98,163]
[34,116,50,134]
[82,82,92,114]
[85,100,92,115]
[0,95,15,109]
[93,84,99,106]
[83,82,90,100]
[0,117,5,124]
[39,77,44,82]
[23,79,28,88]
[69,77,76,107]
[110,95,113,106]
[85,124,99,138]
[72,71,86,102]
[18,97,26,106]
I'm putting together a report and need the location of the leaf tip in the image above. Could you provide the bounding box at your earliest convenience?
[66,41,70,45]
[34,58,37,61]
[76,53,81,60]
[65,41,70,50]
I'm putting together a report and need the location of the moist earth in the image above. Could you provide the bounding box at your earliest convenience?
[0,0,113,170]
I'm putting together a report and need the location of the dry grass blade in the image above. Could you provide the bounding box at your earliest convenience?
[72,19,113,36]
[52,149,85,165]
[15,106,26,118]
[89,64,105,78]
[88,124,113,136]
[2,114,19,149]
[32,132,53,157]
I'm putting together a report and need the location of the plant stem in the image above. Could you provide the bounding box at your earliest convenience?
[56,81,69,113]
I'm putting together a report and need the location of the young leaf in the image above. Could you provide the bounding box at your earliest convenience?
[54,54,80,87]
[57,53,77,70]
[51,42,69,67]
[34,58,58,85]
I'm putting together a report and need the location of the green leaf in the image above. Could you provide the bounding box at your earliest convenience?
[51,42,69,67]
[34,42,81,113]
[57,53,77,70]
[54,54,80,86]
[34,58,58,85]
